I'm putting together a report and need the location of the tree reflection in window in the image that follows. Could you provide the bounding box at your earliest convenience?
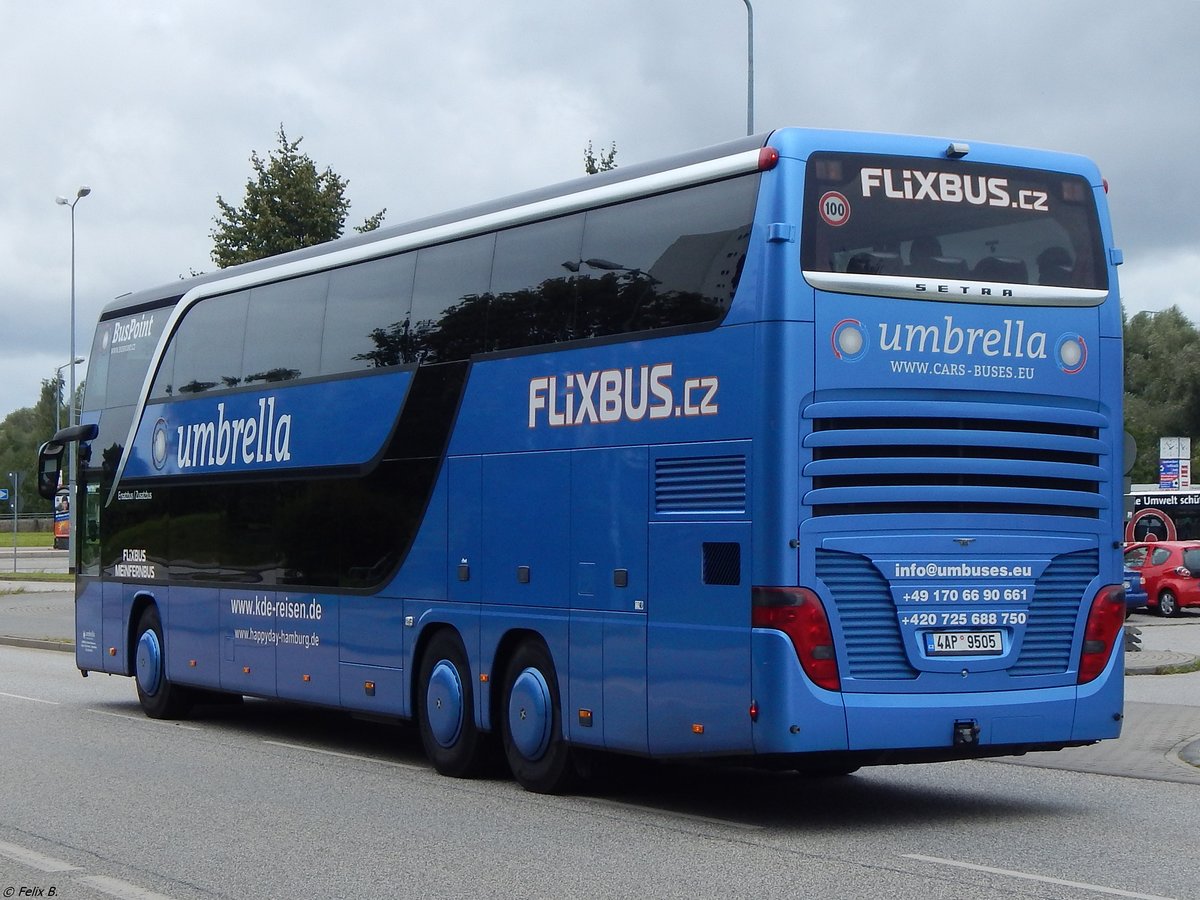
[244,367,302,384]
[354,231,745,367]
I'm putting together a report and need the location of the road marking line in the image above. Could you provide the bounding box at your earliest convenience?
[0,840,178,899]
[904,854,1177,900]
[0,838,79,872]
[0,690,60,705]
[86,708,202,730]
[262,739,426,771]
[77,874,178,900]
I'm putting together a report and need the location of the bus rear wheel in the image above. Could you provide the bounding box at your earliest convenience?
[134,606,192,719]
[416,630,488,778]
[501,640,575,794]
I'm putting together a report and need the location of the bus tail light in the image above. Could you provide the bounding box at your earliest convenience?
[1078,586,1126,684]
[758,147,780,171]
[752,587,840,691]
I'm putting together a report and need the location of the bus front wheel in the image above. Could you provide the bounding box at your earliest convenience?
[501,640,575,794]
[133,606,192,719]
[416,629,488,778]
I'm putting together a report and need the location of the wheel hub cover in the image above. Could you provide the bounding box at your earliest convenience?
[427,660,464,748]
[508,667,552,760]
[135,629,162,696]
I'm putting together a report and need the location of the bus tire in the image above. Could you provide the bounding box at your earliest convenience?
[133,606,192,719]
[416,629,487,778]
[501,640,575,795]
[1158,590,1180,617]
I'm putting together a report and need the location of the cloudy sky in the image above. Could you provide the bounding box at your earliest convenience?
[2,0,1197,422]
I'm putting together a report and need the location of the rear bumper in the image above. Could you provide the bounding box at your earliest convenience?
[751,628,1123,757]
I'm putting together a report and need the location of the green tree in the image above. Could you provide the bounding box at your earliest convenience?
[0,376,64,515]
[584,140,618,175]
[1123,305,1200,484]
[210,126,386,268]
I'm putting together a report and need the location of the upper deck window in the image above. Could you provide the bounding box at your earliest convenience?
[801,152,1108,306]
[134,173,759,407]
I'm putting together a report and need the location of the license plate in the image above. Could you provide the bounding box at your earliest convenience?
[925,630,1003,656]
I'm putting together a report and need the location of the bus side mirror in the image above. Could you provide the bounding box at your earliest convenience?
[37,442,64,500]
[36,424,97,500]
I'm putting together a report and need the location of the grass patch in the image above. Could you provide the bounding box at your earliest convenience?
[0,533,55,549]
[1159,657,1200,676]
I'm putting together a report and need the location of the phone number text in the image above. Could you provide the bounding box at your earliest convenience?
[902,611,1027,627]
[901,587,1029,603]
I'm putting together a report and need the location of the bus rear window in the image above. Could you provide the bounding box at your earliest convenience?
[801,152,1108,304]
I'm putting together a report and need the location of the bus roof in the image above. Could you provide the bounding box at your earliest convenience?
[99,126,1104,319]
[101,131,771,320]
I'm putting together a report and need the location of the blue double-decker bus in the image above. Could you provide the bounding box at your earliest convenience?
[39,127,1126,793]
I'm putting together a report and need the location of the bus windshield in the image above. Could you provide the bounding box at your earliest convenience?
[83,307,172,413]
[802,151,1107,304]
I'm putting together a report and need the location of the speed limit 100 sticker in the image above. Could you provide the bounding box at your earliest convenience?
[819,191,851,227]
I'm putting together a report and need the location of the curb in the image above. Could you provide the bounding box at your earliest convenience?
[0,581,73,593]
[0,635,74,653]
[1180,738,1200,767]
[1124,650,1200,676]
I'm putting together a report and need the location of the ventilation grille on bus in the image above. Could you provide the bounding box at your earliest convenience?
[815,549,918,681]
[803,395,1107,518]
[1011,548,1098,676]
[654,455,747,514]
[815,547,1096,682]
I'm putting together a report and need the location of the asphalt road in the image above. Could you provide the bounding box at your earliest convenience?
[0,547,69,575]
[2,588,1199,898]
[1,646,1197,900]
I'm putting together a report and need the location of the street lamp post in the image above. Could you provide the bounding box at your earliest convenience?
[55,186,90,571]
[54,357,85,432]
[8,471,17,573]
[741,0,754,135]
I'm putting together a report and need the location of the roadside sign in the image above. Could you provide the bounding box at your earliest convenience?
[1160,459,1181,490]
[0,488,8,501]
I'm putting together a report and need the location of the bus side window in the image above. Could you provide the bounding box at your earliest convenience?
[410,234,495,363]
[242,276,328,384]
[489,214,584,351]
[577,178,754,336]
[322,253,416,374]
[172,291,250,393]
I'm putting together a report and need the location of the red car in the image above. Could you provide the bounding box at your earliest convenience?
[1123,541,1200,617]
